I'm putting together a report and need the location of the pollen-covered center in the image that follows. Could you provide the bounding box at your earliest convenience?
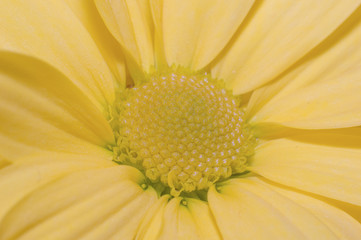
[113,72,253,196]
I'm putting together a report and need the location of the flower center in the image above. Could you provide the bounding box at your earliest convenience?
[112,70,253,196]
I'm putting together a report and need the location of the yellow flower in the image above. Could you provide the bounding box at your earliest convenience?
[1,0,361,239]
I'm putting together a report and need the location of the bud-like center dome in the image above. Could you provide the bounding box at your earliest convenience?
[112,70,253,196]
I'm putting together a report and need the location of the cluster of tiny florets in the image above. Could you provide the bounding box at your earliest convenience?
[112,71,253,196]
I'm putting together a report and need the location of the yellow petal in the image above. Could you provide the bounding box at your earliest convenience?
[0,158,11,170]
[0,165,151,240]
[208,177,347,239]
[0,51,114,160]
[248,7,361,129]
[158,197,221,240]
[250,71,361,128]
[0,152,113,223]
[162,0,254,70]
[212,0,361,94]
[249,138,361,206]
[149,0,167,68]
[271,184,361,239]
[64,0,126,88]
[94,0,154,75]
[251,123,361,143]
[185,198,222,240]
[136,195,170,240]
[0,0,115,110]
[325,197,361,224]
[77,186,157,240]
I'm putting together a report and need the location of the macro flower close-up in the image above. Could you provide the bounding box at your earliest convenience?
[1,0,361,239]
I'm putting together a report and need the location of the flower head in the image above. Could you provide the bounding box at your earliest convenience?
[1,0,361,239]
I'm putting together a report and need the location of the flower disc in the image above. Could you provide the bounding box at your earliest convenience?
[113,70,254,196]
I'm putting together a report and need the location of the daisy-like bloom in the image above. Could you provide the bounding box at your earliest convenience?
[1,0,361,239]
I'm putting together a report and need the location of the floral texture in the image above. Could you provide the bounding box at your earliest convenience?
[1,1,361,239]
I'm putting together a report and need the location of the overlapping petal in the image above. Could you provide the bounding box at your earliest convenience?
[0,0,115,110]
[0,165,156,240]
[94,0,154,79]
[208,177,361,239]
[249,137,361,206]
[247,6,361,129]
[137,196,222,240]
[64,0,126,87]
[136,195,170,240]
[212,0,361,94]
[0,152,113,226]
[0,52,114,160]
[157,197,221,240]
[271,185,361,239]
[160,0,254,70]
